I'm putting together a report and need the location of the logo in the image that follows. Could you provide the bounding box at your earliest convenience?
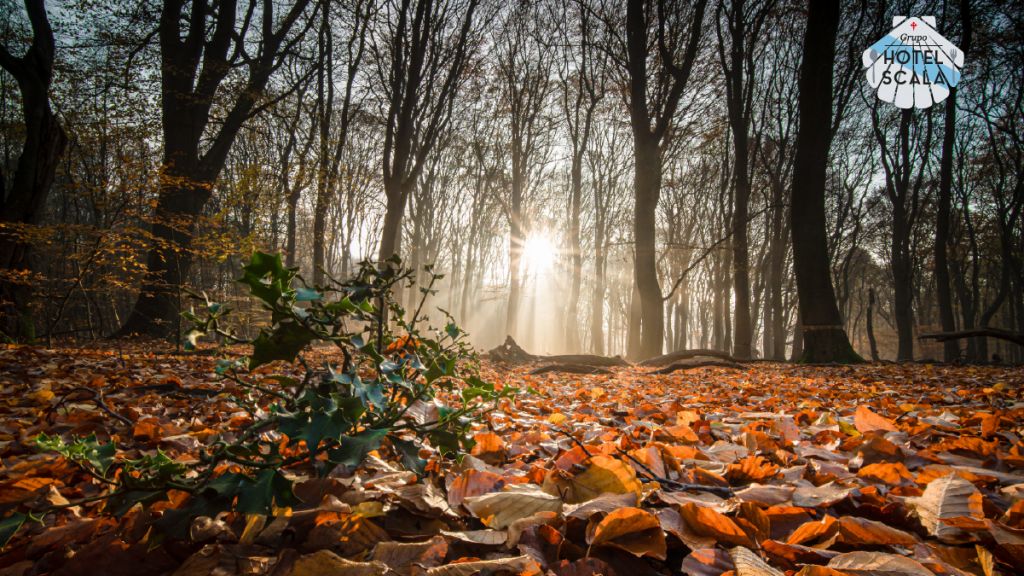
[863,16,964,109]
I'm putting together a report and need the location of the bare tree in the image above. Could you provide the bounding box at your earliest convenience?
[715,0,775,359]
[0,0,66,338]
[120,0,315,337]
[375,0,481,262]
[789,0,860,363]
[597,0,708,359]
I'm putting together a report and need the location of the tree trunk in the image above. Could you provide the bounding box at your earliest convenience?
[121,0,312,337]
[591,220,607,355]
[788,0,861,363]
[866,287,880,361]
[934,0,971,362]
[633,135,664,359]
[0,0,66,339]
[566,160,583,351]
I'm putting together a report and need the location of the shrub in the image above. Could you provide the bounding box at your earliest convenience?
[8,253,512,546]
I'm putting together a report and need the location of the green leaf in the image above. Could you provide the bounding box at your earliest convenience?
[352,376,386,410]
[250,321,315,369]
[107,490,167,517]
[184,329,205,351]
[428,429,461,456]
[295,287,322,302]
[328,428,389,468]
[88,438,116,475]
[239,252,294,306]
[236,470,296,516]
[392,438,427,474]
[0,513,26,548]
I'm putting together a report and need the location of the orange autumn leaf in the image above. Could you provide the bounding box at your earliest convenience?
[469,432,506,465]
[853,405,899,433]
[586,507,666,560]
[836,516,918,546]
[726,455,780,484]
[677,502,757,549]
[787,516,839,546]
[857,462,915,485]
[447,469,506,509]
[546,454,642,504]
[385,334,420,353]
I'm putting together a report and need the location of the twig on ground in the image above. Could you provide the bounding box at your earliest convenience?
[48,386,133,427]
[617,448,734,496]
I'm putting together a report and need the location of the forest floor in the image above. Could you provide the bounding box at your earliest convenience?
[0,343,1023,575]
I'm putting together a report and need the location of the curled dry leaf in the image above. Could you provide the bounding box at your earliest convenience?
[677,502,757,549]
[827,551,934,576]
[729,546,784,576]
[463,485,562,529]
[290,549,388,576]
[424,555,538,576]
[586,506,667,560]
[854,406,899,434]
[908,474,984,543]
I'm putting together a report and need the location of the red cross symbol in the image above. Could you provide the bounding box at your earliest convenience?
[910,21,917,30]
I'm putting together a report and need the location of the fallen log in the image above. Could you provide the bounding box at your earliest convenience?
[919,328,1024,348]
[639,348,737,367]
[487,336,630,367]
[487,335,536,363]
[541,354,630,367]
[529,364,612,375]
[650,358,743,374]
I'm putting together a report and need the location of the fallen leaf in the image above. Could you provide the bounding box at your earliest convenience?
[463,485,562,529]
[909,474,984,543]
[854,406,898,434]
[291,549,388,576]
[586,506,666,559]
[827,551,934,576]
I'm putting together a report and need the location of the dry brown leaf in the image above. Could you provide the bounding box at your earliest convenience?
[424,556,537,576]
[793,567,850,576]
[729,546,784,576]
[908,474,984,543]
[680,548,736,576]
[469,432,506,465]
[787,516,839,546]
[827,551,934,576]
[854,406,899,434]
[370,536,447,576]
[586,506,666,560]
[439,529,507,547]
[858,462,915,486]
[836,516,918,546]
[658,507,715,551]
[290,549,388,576]
[677,502,757,549]
[463,485,562,529]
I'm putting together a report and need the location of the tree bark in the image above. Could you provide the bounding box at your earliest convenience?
[0,0,66,339]
[623,0,707,360]
[788,0,861,363]
[120,0,311,337]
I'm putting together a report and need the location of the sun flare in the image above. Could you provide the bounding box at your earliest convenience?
[521,234,556,273]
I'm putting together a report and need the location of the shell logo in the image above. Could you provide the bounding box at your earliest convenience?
[863,16,964,109]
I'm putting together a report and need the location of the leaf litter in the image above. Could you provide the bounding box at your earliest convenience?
[1,343,1023,575]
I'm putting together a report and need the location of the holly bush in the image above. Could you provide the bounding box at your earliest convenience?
[11,253,513,546]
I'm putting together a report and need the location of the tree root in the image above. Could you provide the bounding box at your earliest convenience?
[529,364,612,375]
[650,358,743,374]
